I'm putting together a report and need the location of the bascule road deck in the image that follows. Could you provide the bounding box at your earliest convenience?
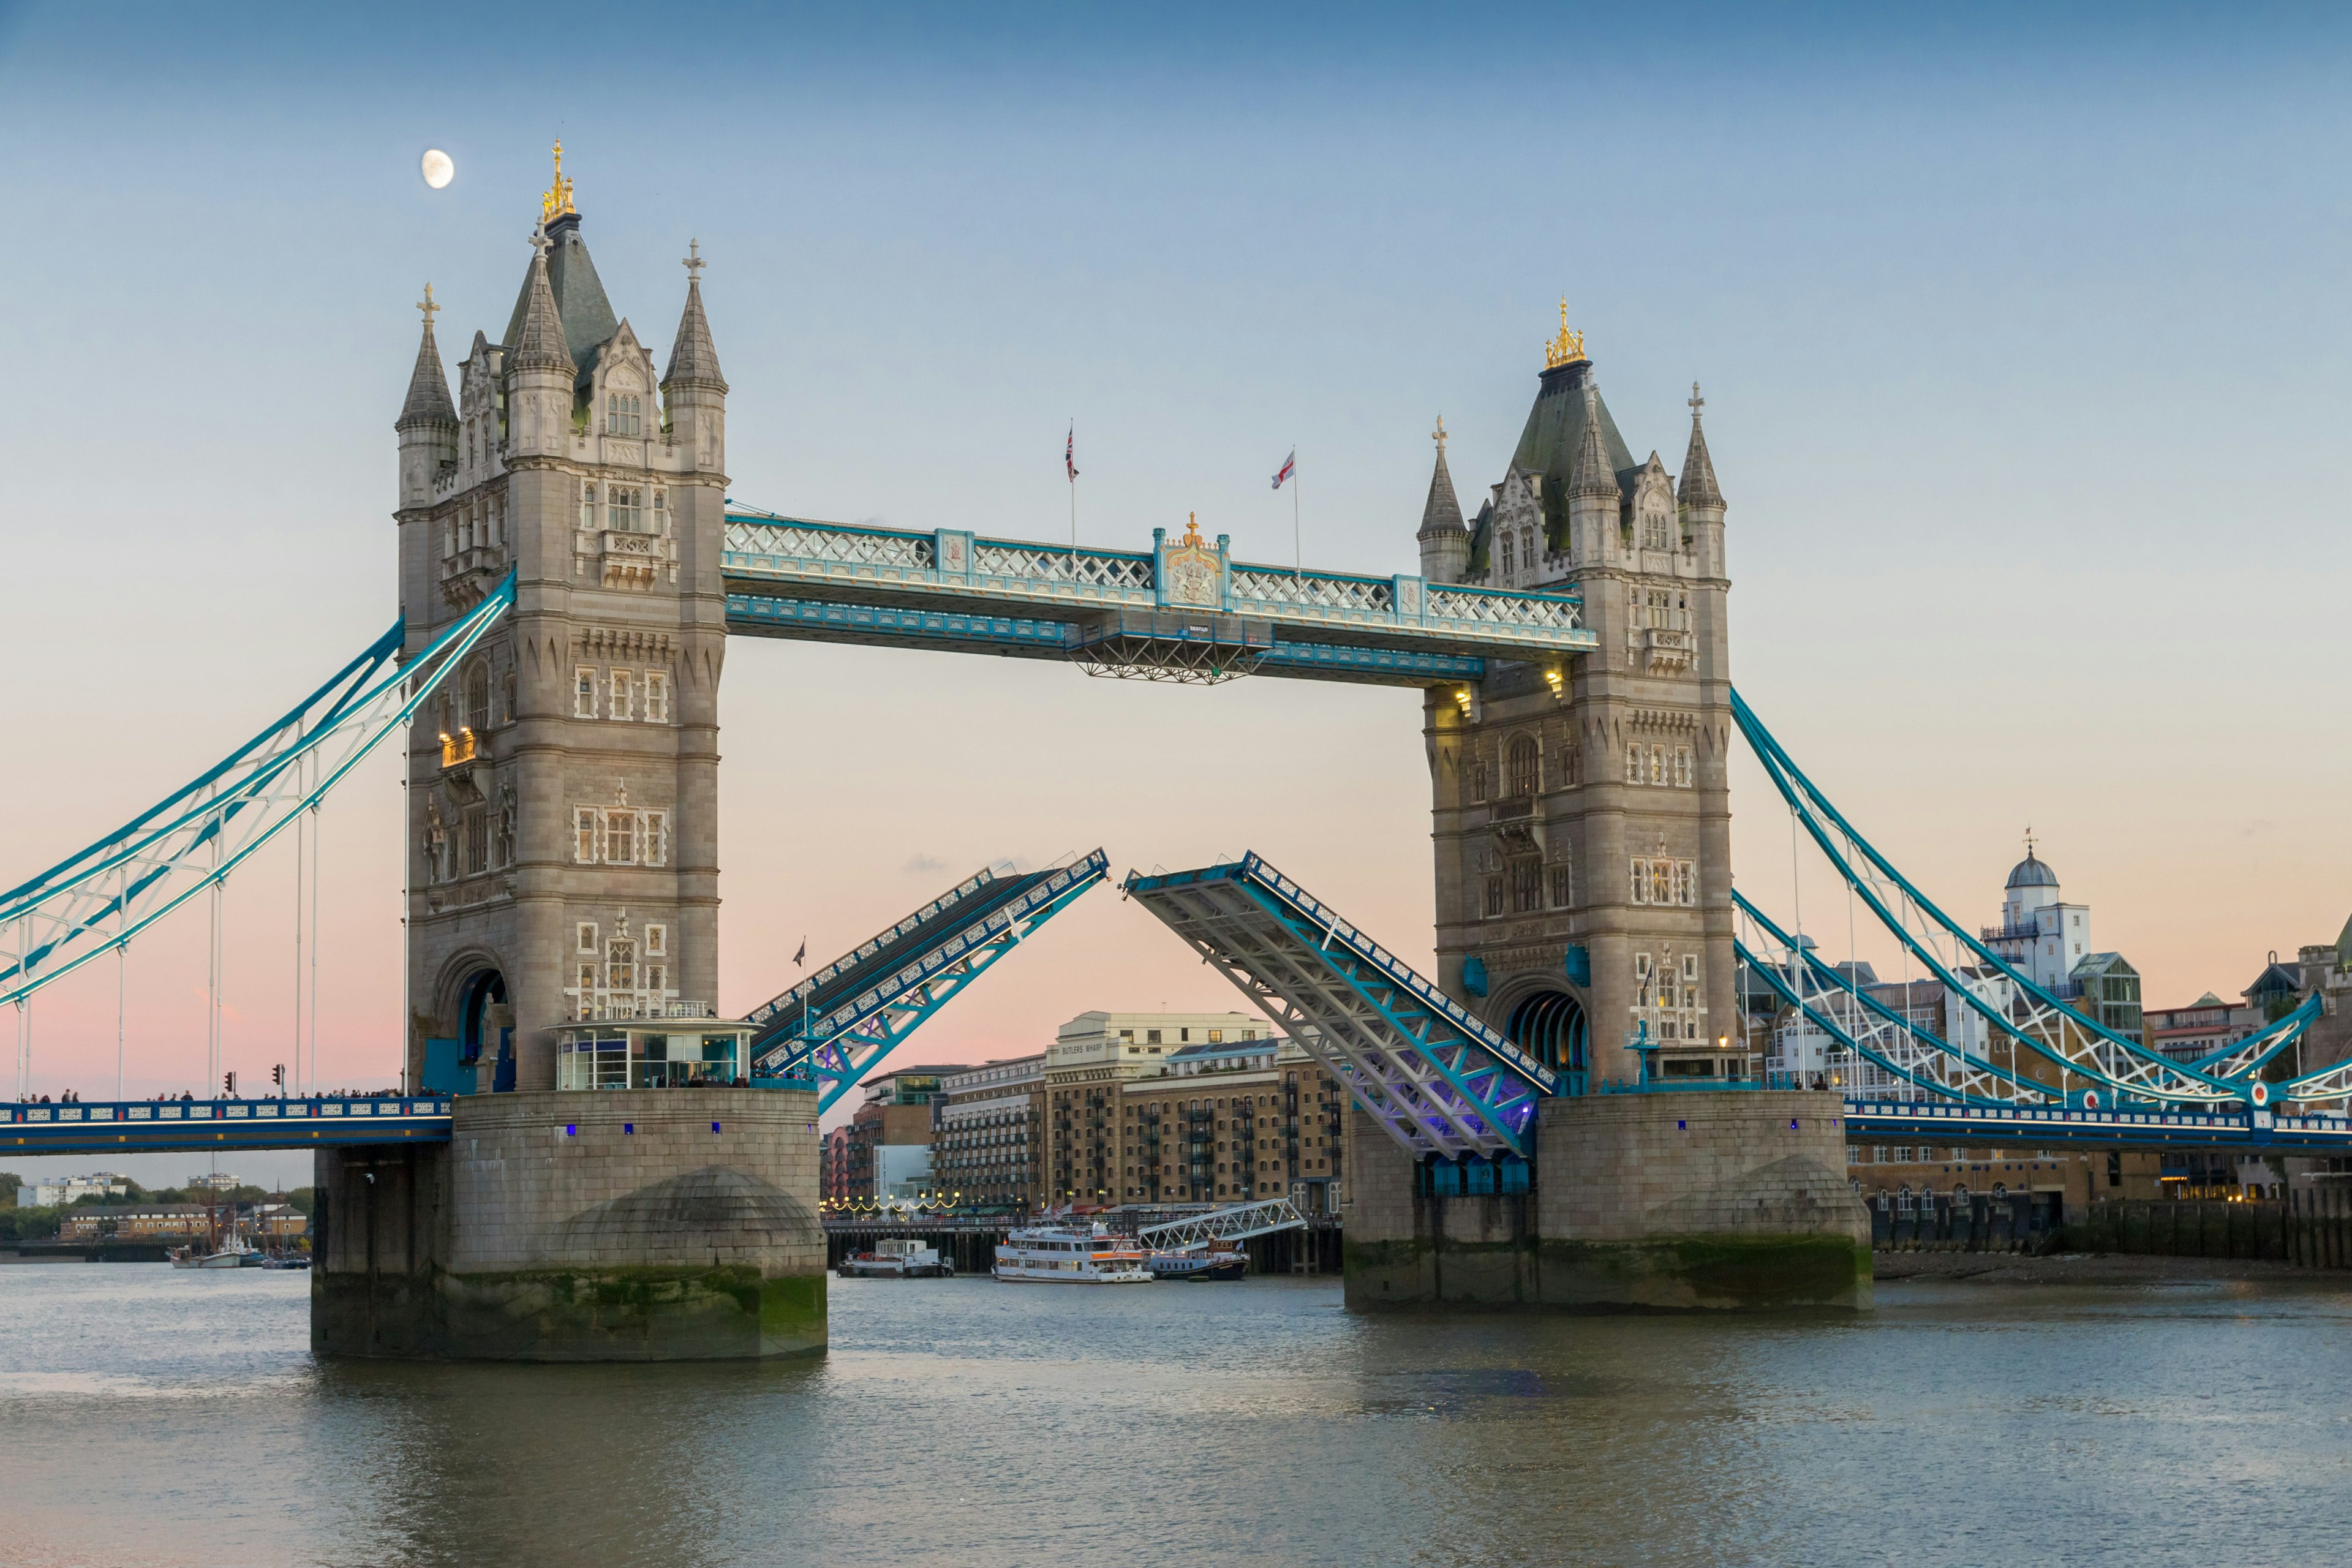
[1,1097,453,1156]
[719,510,1599,684]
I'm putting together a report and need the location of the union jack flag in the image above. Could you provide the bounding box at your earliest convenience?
[1066,424,1079,481]
[1272,450,1295,489]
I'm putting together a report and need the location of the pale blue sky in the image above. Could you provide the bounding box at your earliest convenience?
[2,3,2348,1150]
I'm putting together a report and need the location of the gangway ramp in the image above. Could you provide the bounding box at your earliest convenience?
[1137,1197,1307,1253]
[1124,853,1554,1160]
[749,850,1109,1111]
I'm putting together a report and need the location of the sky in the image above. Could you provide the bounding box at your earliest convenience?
[3,1,2350,1164]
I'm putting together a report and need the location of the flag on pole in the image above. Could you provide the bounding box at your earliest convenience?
[1066,424,1079,481]
[793,937,807,967]
[1272,450,1295,490]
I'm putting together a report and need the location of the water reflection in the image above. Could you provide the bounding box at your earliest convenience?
[2,1269,2348,1567]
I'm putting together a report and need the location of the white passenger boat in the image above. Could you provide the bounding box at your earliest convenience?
[170,1235,255,1270]
[992,1222,1153,1284]
[836,1238,951,1279]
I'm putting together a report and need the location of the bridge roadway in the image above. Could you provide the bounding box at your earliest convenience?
[10,1091,2352,1158]
[2,1096,452,1157]
[718,510,1599,683]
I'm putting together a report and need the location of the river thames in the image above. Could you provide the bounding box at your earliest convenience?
[3,1267,2348,1567]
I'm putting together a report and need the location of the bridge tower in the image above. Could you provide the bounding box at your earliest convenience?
[394,154,728,1093]
[1342,313,1868,1311]
[317,154,823,1362]
[1423,317,1733,1092]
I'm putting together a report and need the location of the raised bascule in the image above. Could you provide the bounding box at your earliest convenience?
[6,156,2347,1353]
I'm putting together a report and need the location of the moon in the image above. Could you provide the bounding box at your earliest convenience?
[421,149,454,190]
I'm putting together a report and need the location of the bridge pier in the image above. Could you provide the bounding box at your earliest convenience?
[1343,1090,1871,1311]
[314,1088,824,1360]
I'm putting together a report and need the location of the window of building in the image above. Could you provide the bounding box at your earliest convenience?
[579,481,597,531]
[1510,858,1542,914]
[605,810,637,865]
[607,392,643,437]
[1649,746,1666,786]
[578,923,598,954]
[575,668,598,718]
[1147,1030,1162,1044]
[1484,875,1504,917]
[606,938,636,992]
[644,671,671,724]
[1507,735,1539,797]
[609,670,633,722]
[1674,747,1694,788]
[463,805,488,876]
[1549,864,1573,908]
[608,485,644,532]
[1208,1030,1223,1043]
[643,810,669,867]
[645,924,666,959]
[576,963,597,1018]
[574,808,598,864]
[466,665,491,734]
[1634,952,1654,1008]
[1625,745,1641,785]
[1470,759,1490,802]
[1642,507,1670,552]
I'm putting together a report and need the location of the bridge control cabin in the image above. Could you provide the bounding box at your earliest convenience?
[554,1015,756,1090]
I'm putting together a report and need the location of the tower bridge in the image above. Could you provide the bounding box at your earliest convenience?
[7,156,2347,1353]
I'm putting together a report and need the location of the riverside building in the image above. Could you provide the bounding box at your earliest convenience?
[932,1054,1044,1210]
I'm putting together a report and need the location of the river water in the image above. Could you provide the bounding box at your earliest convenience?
[2,1267,2348,1567]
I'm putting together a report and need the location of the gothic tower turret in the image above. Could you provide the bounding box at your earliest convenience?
[394,148,731,1093]
[1416,416,1469,584]
[395,287,458,510]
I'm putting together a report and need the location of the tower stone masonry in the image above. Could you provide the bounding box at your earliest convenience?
[394,173,729,1093]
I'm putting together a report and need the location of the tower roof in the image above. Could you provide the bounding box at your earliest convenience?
[2005,850,2058,891]
[396,284,457,430]
[1417,415,1464,538]
[1677,382,1722,508]
[502,154,617,377]
[662,240,727,393]
[507,230,578,379]
[1510,343,1636,549]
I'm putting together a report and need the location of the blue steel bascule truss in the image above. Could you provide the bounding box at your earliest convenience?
[0,573,516,1020]
[746,852,1110,1112]
[1728,687,2323,1110]
[1123,854,1554,1161]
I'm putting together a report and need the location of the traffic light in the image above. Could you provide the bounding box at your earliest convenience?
[272,1064,285,1088]
[223,1071,236,1097]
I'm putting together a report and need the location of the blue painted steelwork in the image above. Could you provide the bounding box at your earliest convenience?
[1843,1096,2352,1153]
[727,589,1491,685]
[0,573,516,1012]
[748,852,1109,1112]
[720,510,1593,668]
[1730,687,2296,1106]
[1,1096,453,1156]
[1123,854,1551,1160]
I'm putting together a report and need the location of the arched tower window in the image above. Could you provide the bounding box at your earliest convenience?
[1507,735,1539,797]
[465,664,491,734]
[606,392,642,437]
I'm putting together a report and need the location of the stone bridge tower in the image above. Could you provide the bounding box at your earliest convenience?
[393,151,729,1092]
[1419,310,1735,1091]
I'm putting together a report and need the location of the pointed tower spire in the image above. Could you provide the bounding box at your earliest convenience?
[662,239,728,393]
[1677,382,1722,508]
[1569,391,1619,500]
[397,284,459,431]
[508,228,576,379]
[1417,416,1469,583]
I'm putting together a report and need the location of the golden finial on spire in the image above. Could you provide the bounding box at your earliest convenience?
[540,140,576,224]
[1432,414,1448,451]
[417,283,439,328]
[1180,511,1204,548]
[1544,298,1587,370]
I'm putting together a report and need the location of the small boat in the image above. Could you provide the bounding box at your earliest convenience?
[836,1238,952,1279]
[170,1235,256,1270]
[993,1222,1152,1284]
[1146,1244,1248,1281]
[258,1253,312,1271]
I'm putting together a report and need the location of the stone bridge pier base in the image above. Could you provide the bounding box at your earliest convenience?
[1343,1090,1872,1312]
[314,1088,826,1360]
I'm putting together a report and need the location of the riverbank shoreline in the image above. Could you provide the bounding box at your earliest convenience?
[1874,1250,2341,1286]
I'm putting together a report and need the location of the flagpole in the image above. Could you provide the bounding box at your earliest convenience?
[1293,451,1301,575]
[1067,419,1078,573]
